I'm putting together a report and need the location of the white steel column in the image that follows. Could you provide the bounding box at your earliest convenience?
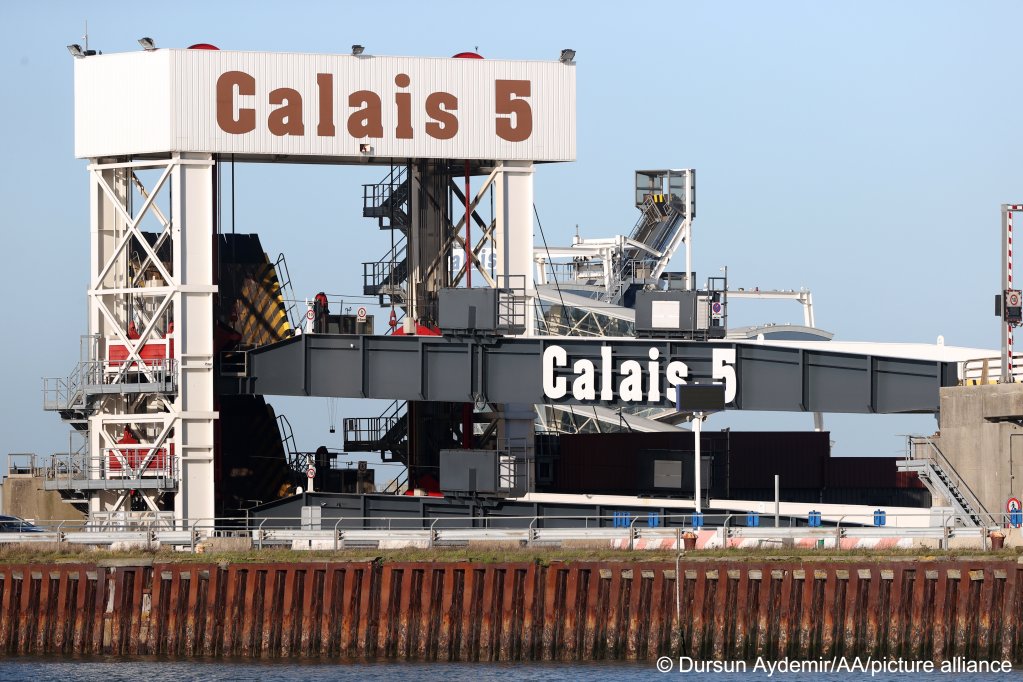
[492,161,537,486]
[172,152,217,524]
[492,160,536,336]
[693,413,702,513]
[84,154,216,522]
[87,164,128,515]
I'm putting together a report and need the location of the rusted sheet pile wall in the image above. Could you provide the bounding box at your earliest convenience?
[1,560,1021,661]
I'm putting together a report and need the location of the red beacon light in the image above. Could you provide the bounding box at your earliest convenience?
[188,43,220,50]
[452,51,483,59]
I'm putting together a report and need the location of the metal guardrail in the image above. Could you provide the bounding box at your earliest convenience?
[45,452,177,490]
[0,511,1017,552]
[43,359,177,412]
[960,353,1023,384]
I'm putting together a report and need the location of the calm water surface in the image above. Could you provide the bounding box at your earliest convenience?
[2,659,1023,681]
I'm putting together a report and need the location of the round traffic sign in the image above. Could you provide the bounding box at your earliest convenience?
[306,466,316,479]
[1009,292,1021,308]
[306,309,315,320]
[357,306,368,321]
[711,302,722,314]
[1007,497,1021,513]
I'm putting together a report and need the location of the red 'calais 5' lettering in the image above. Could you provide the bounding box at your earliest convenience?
[215,71,533,143]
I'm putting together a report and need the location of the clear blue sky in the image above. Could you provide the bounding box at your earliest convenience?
[1,1,1020,469]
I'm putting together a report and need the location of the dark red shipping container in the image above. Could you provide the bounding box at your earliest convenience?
[724,432,829,490]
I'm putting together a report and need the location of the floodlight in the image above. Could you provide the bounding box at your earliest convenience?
[138,37,156,51]
[559,49,576,63]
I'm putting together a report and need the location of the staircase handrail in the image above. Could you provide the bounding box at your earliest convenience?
[383,471,408,494]
[276,414,303,473]
[908,435,989,519]
[363,165,409,215]
[272,252,301,331]
[627,196,663,243]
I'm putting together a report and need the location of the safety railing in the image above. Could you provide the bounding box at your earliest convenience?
[44,450,177,489]
[343,399,406,450]
[343,416,400,448]
[496,274,528,335]
[43,358,177,412]
[960,353,1023,384]
[103,445,175,478]
[605,257,658,303]
[4,510,1020,549]
[362,255,407,298]
[542,260,606,287]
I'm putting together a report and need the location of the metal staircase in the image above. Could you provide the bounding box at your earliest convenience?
[343,399,409,463]
[897,436,988,527]
[362,165,411,305]
[363,242,409,302]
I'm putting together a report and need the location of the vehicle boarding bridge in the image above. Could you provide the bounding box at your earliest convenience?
[47,43,996,524]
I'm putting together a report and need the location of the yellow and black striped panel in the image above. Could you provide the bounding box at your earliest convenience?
[219,234,292,347]
[235,258,292,346]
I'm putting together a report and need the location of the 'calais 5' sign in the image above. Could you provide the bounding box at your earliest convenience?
[75,50,576,161]
[542,345,737,405]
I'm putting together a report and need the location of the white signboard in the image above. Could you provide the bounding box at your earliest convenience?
[651,300,681,329]
[75,49,576,161]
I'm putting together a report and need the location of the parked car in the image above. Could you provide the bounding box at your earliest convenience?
[0,515,45,533]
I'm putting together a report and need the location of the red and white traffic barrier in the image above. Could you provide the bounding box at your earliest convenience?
[612,532,914,550]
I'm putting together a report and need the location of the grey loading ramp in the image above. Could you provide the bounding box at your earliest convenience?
[226,333,955,414]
